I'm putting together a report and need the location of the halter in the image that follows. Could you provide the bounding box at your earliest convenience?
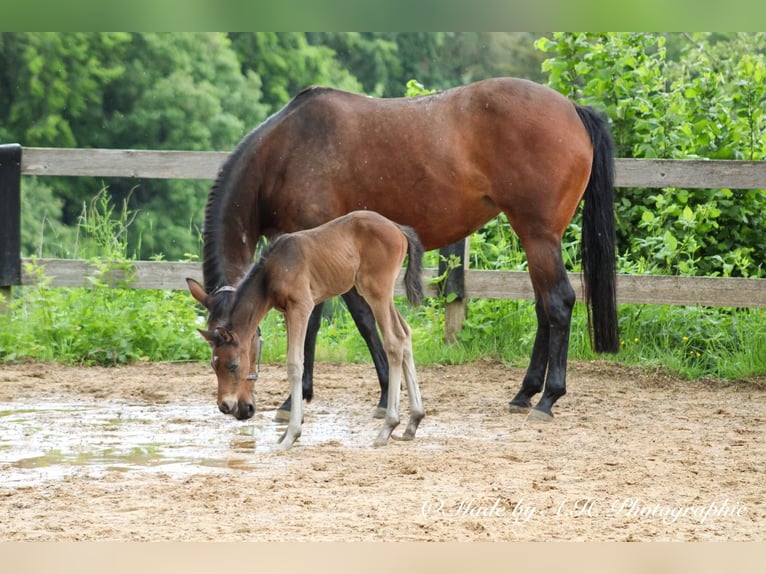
[214,285,237,294]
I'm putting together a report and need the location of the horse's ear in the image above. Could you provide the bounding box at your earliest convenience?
[187,278,211,308]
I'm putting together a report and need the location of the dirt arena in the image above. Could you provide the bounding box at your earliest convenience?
[0,359,764,541]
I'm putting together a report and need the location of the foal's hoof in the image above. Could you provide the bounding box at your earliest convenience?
[507,401,530,414]
[527,408,554,422]
[273,409,290,423]
[391,433,414,442]
[372,406,387,419]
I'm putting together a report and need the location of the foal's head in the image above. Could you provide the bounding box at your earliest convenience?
[198,326,260,420]
[187,278,260,420]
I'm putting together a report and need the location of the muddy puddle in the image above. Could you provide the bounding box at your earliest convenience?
[0,399,380,487]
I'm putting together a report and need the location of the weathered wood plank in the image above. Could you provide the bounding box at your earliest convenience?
[615,274,766,307]
[21,148,228,180]
[20,148,766,189]
[460,270,766,308]
[20,259,766,308]
[615,158,766,189]
[21,259,202,290]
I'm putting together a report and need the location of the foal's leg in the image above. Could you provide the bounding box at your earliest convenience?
[278,305,312,449]
[510,240,575,419]
[275,302,322,422]
[368,302,405,447]
[399,319,424,440]
[343,288,390,418]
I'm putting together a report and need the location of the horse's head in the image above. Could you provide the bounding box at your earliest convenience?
[187,278,261,420]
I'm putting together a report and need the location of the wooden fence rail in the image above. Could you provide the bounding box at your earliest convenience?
[3,146,766,329]
[18,147,766,187]
[17,258,766,309]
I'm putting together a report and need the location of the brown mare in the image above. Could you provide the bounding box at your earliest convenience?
[188,211,425,449]
[200,77,618,421]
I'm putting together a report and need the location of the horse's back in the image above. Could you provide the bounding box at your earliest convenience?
[244,77,595,249]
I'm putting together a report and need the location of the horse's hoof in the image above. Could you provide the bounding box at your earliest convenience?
[372,438,388,447]
[372,406,387,419]
[507,402,530,414]
[273,409,290,423]
[527,408,554,422]
[392,434,414,442]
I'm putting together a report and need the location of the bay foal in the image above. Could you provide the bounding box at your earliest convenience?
[188,211,425,449]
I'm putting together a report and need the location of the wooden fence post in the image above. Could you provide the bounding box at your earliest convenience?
[438,238,469,344]
[0,144,22,314]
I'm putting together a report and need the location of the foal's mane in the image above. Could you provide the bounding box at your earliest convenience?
[202,86,331,294]
[225,237,283,328]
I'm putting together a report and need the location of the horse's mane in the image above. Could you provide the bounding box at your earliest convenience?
[202,86,331,294]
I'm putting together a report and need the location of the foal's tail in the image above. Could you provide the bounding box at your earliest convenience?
[400,225,425,307]
[575,104,620,354]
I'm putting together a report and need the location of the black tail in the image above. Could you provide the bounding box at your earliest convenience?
[575,104,619,353]
[401,225,424,307]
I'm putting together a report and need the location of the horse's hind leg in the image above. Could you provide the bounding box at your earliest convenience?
[343,288,389,419]
[512,240,575,419]
[508,296,549,412]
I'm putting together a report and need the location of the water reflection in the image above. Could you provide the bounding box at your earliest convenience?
[0,400,344,486]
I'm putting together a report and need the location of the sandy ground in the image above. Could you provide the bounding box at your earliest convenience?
[0,359,764,541]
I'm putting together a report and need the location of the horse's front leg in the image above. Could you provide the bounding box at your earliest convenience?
[274,302,323,422]
[277,308,311,449]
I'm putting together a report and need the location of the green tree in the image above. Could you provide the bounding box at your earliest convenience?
[99,33,270,259]
[0,32,128,147]
[306,32,402,96]
[228,32,361,112]
[3,33,272,260]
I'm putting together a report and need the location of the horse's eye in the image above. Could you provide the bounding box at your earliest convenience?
[227,362,239,373]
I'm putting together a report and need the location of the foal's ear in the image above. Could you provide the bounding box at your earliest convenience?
[216,327,236,344]
[187,278,211,308]
[197,327,236,346]
[198,328,218,344]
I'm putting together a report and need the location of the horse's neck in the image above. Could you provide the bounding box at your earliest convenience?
[203,196,259,292]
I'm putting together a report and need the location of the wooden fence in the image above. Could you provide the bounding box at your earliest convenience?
[2,145,766,337]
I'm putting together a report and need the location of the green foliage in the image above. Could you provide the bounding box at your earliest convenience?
[537,32,766,279]
[229,32,363,111]
[0,189,208,365]
[0,33,129,147]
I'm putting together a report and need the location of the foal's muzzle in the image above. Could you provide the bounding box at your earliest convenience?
[219,399,255,420]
